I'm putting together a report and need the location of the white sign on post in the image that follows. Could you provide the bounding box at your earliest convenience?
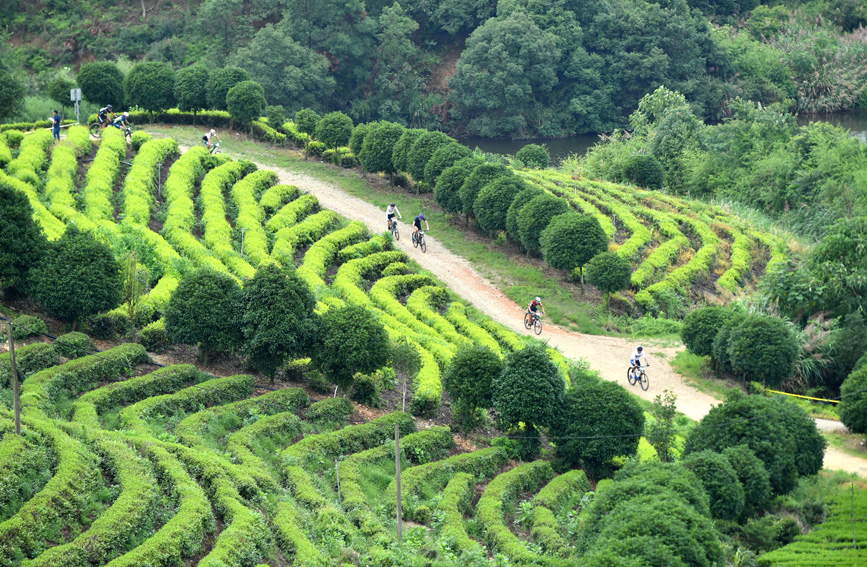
[70,89,82,101]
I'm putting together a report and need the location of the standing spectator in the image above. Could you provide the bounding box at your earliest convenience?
[51,110,61,142]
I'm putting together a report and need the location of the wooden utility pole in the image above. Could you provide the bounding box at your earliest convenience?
[395,423,402,543]
[5,322,21,435]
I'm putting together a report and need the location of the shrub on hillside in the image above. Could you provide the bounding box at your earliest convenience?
[423,143,472,187]
[348,121,375,157]
[711,312,746,373]
[682,450,745,521]
[31,227,122,328]
[407,131,455,185]
[682,307,736,357]
[359,121,405,175]
[434,157,483,214]
[516,144,550,169]
[294,108,320,136]
[48,77,76,113]
[585,252,631,295]
[0,181,46,293]
[728,314,799,387]
[266,105,286,131]
[77,61,124,107]
[313,305,390,392]
[551,377,644,478]
[459,162,512,217]
[540,212,607,278]
[53,332,96,359]
[206,67,250,111]
[391,128,426,173]
[517,194,570,254]
[722,445,771,517]
[0,343,57,386]
[840,365,867,434]
[227,81,267,127]
[624,154,664,189]
[0,69,25,122]
[443,346,502,430]
[474,176,528,233]
[174,65,210,114]
[164,269,243,363]
[315,112,354,149]
[125,61,177,115]
[505,186,544,243]
[0,315,47,342]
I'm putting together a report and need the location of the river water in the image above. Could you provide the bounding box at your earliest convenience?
[458,111,867,165]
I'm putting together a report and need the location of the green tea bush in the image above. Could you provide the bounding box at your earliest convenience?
[315,111,354,149]
[434,156,483,214]
[305,397,355,423]
[473,176,527,233]
[0,343,58,388]
[682,307,736,357]
[682,449,745,520]
[459,162,512,217]
[129,130,152,152]
[623,153,664,189]
[139,318,171,353]
[517,193,570,254]
[306,140,326,157]
[53,332,96,359]
[585,251,631,295]
[516,143,550,169]
[540,212,607,275]
[1,314,47,341]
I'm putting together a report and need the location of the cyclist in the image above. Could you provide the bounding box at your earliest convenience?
[202,129,221,150]
[527,296,545,323]
[412,213,429,239]
[386,202,402,231]
[97,105,115,128]
[630,345,649,374]
[112,111,131,130]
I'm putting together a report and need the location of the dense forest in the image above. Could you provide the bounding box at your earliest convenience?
[1,0,866,138]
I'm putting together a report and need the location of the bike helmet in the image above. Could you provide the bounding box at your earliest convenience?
[535,297,541,302]
[390,202,395,207]
[418,213,425,220]
[637,345,643,352]
[123,111,129,117]
[106,105,112,110]
[210,129,216,135]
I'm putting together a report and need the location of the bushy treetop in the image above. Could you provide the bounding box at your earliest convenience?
[125,61,177,113]
[459,162,512,217]
[682,307,735,357]
[516,143,550,169]
[517,193,571,253]
[206,67,250,111]
[313,305,390,389]
[0,181,46,292]
[360,121,406,175]
[174,65,211,114]
[77,61,124,107]
[407,130,456,184]
[473,175,528,233]
[423,142,472,187]
[682,449,745,521]
[226,80,267,125]
[540,212,608,274]
[586,251,631,295]
[315,111,355,149]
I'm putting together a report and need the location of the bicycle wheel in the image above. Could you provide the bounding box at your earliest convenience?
[627,367,637,386]
[393,225,399,241]
[533,317,542,335]
[420,235,426,253]
[639,370,649,391]
[89,123,101,138]
[524,313,532,329]
[412,232,418,248]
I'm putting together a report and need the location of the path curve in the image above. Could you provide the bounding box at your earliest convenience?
[247,158,864,476]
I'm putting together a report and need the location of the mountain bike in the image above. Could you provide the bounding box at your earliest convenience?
[206,140,222,155]
[524,311,543,335]
[90,122,132,142]
[389,219,399,241]
[627,364,649,391]
[412,230,426,253]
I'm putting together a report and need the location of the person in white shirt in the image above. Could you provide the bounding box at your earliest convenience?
[202,129,221,149]
[630,345,649,371]
[386,202,402,231]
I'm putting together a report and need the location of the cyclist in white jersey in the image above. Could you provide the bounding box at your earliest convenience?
[386,202,402,231]
[630,345,649,371]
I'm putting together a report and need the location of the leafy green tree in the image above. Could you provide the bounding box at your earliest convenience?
[206,67,250,111]
[226,80,267,127]
[551,377,644,477]
[315,111,354,149]
[448,11,560,138]
[294,108,320,136]
[492,344,564,459]
[359,121,406,175]
[517,194,570,254]
[540,212,607,280]
[196,0,245,55]
[265,105,286,130]
[647,390,678,463]
[48,77,76,116]
[367,3,424,124]
[808,216,867,318]
[31,227,122,329]
[682,450,745,521]
[711,312,745,373]
[407,130,455,185]
[174,64,210,115]
[516,144,550,169]
[623,154,664,189]
[313,305,390,391]
[423,142,472,187]
[230,22,335,113]
[241,265,320,378]
[434,156,483,214]
[164,269,243,364]
[125,62,176,116]
[840,365,867,434]
[775,395,827,478]
[459,162,512,218]
[391,128,425,173]
[506,186,544,243]
[721,445,771,517]
[443,346,502,430]
[474,176,528,234]
[76,61,124,108]
[585,252,631,296]
[727,315,799,387]
[0,181,47,293]
[682,307,736,357]
[0,68,24,122]
[349,122,375,157]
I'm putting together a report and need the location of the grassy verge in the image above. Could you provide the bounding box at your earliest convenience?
[824,431,867,460]
[670,351,734,401]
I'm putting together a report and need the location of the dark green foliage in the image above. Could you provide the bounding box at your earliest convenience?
[585,252,631,295]
[711,312,746,373]
[721,445,771,517]
[459,162,512,217]
[434,157,483,214]
[305,397,355,423]
[294,108,320,136]
[506,186,544,243]
[174,65,210,114]
[47,77,76,112]
[540,213,608,275]
[1,315,47,341]
[391,129,425,174]
[0,343,58,387]
[623,154,664,189]
[682,307,735,357]
[265,106,286,131]
[241,265,319,378]
[226,80,267,126]
[443,346,502,429]
[423,143,471,187]
[31,227,122,325]
[827,313,867,392]
[551,378,644,478]
[315,112,354,149]
[682,450,745,521]
[350,374,380,407]
[359,121,405,175]
[164,269,243,359]
[124,62,176,113]
[53,332,96,360]
[76,61,124,107]
[206,67,250,111]
[684,391,825,495]
[841,365,867,434]
[0,68,24,122]
[348,122,374,157]
[0,181,46,292]
[738,514,801,554]
[473,176,527,233]
[406,131,455,184]
[727,315,799,387]
[516,144,550,169]
[313,305,390,391]
[517,194,570,254]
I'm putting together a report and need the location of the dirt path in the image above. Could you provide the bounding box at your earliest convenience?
[250,159,865,477]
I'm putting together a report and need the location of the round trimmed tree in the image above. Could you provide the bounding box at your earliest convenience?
[227,80,267,127]
[164,269,243,364]
[682,307,736,357]
[721,445,771,517]
[434,157,483,214]
[77,61,124,107]
[314,111,354,149]
[349,121,376,157]
[443,345,502,430]
[359,121,405,175]
[517,194,570,254]
[540,212,608,281]
[206,67,250,111]
[294,108,320,136]
[516,144,550,169]
[240,265,319,378]
[474,176,528,233]
[313,305,390,391]
[0,181,47,293]
[48,77,76,115]
[406,131,455,185]
[506,186,544,243]
[459,162,512,218]
[586,251,632,295]
[391,128,426,173]
[727,314,799,387]
[624,154,664,189]
[711,312,746,373]
[125,61,176,115]
[174,64,210,115]
[31,226,122,329]
[682,450,745,521]
[423,142,472,187]
[840,366,867,434]
[492,344,564,459]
